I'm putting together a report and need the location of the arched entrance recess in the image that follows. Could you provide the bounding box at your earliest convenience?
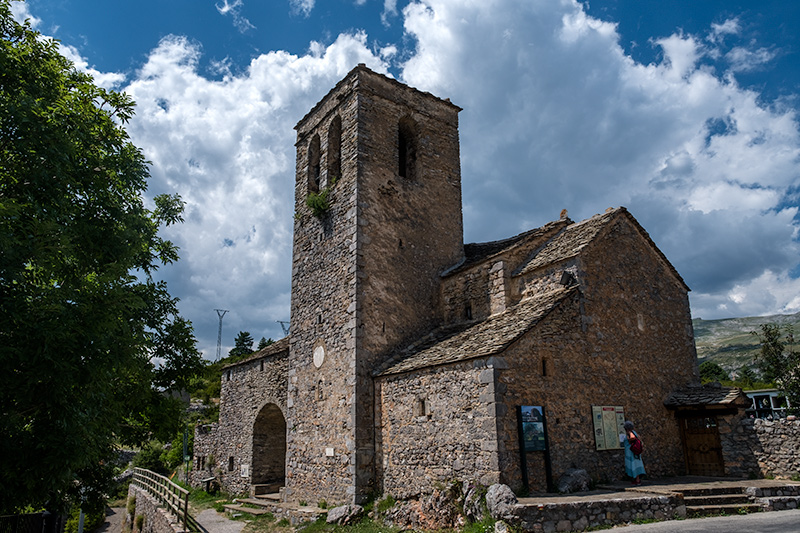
[252,403,287,486]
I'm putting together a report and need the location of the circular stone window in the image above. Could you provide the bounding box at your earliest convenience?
[313,345,325,368]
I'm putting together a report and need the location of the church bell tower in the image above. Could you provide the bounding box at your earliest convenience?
[286,65,464,504]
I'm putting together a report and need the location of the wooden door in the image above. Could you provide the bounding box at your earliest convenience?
[682,416,725,476]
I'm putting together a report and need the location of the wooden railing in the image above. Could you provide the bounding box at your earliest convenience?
[132,468,201,532]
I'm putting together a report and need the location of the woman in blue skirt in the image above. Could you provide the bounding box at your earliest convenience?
[623,420,646,484]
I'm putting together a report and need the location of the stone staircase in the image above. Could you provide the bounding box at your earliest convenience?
[221,485,328,526]
[682,482,800,516]
[683,486,761,516]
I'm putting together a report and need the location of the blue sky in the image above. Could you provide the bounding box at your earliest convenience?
[11,0,800,359]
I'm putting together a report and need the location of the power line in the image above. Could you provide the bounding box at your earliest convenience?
[215,309,229,362]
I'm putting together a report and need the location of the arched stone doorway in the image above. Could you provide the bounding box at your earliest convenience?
[252,403,286,487]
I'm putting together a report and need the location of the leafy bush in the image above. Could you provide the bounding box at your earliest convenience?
[699,361,729,383]
[161,428,194,470]
[306,188,331,217]
[64,505,106,533]
[132,442,167,474]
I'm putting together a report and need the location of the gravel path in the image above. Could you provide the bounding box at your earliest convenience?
[194,508,247,533]
[97,507,125,533]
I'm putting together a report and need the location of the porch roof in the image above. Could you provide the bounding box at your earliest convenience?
[665,383,750,409]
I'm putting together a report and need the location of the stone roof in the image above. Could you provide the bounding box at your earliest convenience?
[515,207,689,290]
[664,383,750,409]
[376,286,578,376]
[443,219,571,276]
[223,336,289,369]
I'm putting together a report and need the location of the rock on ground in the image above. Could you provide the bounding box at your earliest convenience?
[326,504,364,525]
[485,484,517,521]
[556,468,591,494]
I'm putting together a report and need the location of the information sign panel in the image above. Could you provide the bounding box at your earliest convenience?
[520,405,547,451]
[592,405,625,450]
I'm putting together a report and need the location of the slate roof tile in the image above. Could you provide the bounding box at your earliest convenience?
[445,219,570,276]
[223,336,289,369]
[664,383,749,408]
[516,207,688,290]
[376,286,578,376]
[516,209,619,276]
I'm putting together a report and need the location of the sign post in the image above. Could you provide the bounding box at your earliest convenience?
[517,405,553,492]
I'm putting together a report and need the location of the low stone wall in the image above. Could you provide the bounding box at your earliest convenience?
[722,417,800,478]
[127,485,185,533]
[747,484,800,511]
[513,494,685,532]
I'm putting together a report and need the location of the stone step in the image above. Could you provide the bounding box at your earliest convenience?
[223,504,273,516]
[254,493,281,502]
[235,497,276,509]
[681,486,746,497]
[252,483,283,496]
[686,502,762,517]
[684,493,751,506]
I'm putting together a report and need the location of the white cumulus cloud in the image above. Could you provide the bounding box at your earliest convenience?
[122,33,387,355]
[290,0,315,17]
[399,0,800,321]
[216,0,255,32]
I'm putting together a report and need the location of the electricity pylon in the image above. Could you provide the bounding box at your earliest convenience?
[215,309,229,362]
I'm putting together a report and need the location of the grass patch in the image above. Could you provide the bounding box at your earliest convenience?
[375,495,395,514]
[460,515,496,533]
[188,487,236,512]
[242,514,283,533]
[292,517,401,533]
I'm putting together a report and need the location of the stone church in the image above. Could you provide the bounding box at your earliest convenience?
[191,65,702,504]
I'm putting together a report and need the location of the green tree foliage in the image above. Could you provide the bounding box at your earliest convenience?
[736,366,758,388]
[257,336,274,350]
[64,504,106,533]
[132,441,167,475]
[161,425,194,470]
[699,361,730,383]
[753,324,800,412]
[0,2,202,513]
[229,331,254,359]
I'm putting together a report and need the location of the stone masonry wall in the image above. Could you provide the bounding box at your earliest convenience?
[497,216,696,492]
[189,423,218,488]
[575,216,697,475]
[440,222,568,326]
[513,493,685,533]
[721,416,800,478]
[289,68,361,505]
[194,349,288,495]
[127,485,183,533]
[375,359,500,498]
[356,71,464,501]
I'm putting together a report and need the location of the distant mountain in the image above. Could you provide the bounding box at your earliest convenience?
[692,312,800,373]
